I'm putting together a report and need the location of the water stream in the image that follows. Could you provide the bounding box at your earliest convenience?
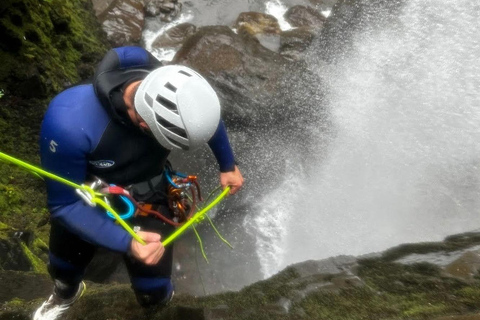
[246,0,480,278]
[144,0,480,286]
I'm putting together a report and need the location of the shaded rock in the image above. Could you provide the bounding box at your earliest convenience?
[280,27,315,59]
[0,238,32,272]
[96,0,145,46]
[284,5,326,29]
[151,23,197,49]
[0,227,47,273]
[234,12,281,36]
[0,271,52,303]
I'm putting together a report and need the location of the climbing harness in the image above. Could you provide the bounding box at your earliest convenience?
[0,151,231,253]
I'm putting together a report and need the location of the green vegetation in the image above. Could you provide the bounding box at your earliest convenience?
[0,0,109,242]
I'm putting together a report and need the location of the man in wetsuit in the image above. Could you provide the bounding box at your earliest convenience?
[34,46,244,319]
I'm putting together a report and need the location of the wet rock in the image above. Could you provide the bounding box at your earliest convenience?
[280,27,315,60]
[95,0,145,46]
[289,255,358,278]
[284,5,326,29]
[151,23,197,49]
[173,25,323,130]
[146,0,182,22]
[91,0,117,17]
[234,12,281,36]
[444,251,480,281]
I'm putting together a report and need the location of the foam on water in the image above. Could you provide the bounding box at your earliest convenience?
[265,0,293,31]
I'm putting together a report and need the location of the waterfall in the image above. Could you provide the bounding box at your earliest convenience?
[246,0,480,278]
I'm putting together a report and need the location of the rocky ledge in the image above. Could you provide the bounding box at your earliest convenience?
[3,231,480,319]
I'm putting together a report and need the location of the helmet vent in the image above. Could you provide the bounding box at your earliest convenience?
[178,70,192,77]
[156,95,178,114]
[164,82,177,92]
[155,114,188,139]
[166,137,189,151]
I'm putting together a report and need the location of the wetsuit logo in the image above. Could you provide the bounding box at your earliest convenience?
[49,140,58,153]
[89,160,115,168]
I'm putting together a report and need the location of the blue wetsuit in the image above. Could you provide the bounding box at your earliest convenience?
[40,46,236,305]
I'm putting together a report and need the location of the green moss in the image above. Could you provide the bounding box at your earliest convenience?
[0,0,108,97]
[3,297,25,308]
[20,242,47,274]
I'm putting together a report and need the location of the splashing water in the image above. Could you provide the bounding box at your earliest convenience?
[246,0,480,278]
[265,0,292,31]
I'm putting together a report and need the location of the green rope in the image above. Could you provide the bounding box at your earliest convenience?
[0,151,230,248]
[0,151,145,245]
[193,226,209,263]
[162,187,230,246]
[187,187,233,249]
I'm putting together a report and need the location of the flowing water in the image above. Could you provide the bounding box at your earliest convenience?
[246,0,480,278]
[145,0,480,287]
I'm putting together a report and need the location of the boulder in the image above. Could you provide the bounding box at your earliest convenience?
[151,23,197,49]
[95,0,145,46]
[284,5,326,29]
[234,12,281,36]
[280,27,316,60]
[173,26,323,130]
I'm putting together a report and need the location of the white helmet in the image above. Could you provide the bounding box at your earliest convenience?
[134,65,221,151]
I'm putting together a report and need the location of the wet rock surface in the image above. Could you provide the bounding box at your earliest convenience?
[172,25,323,130]
[151,23,197,49]
[93,0,146,46]
[284,5,327,28]
[4,231,480,319]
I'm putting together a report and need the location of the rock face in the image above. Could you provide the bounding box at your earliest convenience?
[172,26,323,130]
[5,231,480,319]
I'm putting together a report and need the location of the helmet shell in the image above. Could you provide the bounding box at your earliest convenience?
[134,65,221,151]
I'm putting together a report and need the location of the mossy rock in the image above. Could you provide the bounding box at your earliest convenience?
[0,0,109,99]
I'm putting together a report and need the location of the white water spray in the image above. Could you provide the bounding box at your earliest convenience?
[247,0,480,278]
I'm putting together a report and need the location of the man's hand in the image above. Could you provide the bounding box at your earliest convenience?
[130,231,165,265]
[220,165,244,195]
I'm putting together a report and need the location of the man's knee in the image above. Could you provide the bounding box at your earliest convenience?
[131,277,174,308]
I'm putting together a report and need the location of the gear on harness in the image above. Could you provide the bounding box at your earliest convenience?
[102,167,204,227]
[0,150,231,252]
